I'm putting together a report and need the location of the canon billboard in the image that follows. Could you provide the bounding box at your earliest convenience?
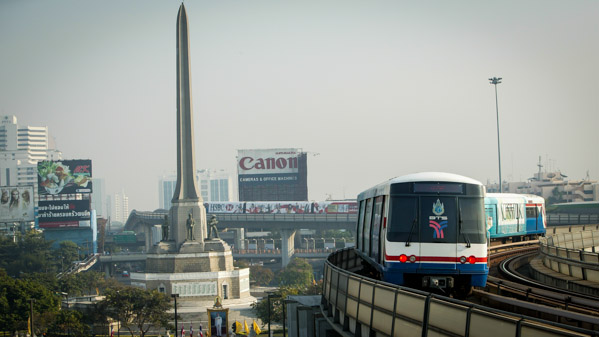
[237,148,308,201]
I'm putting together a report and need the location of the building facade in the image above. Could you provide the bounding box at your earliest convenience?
[486,170,599,204]
[113,190,129,223]
[159,169,235,209]
[0,115,62,191]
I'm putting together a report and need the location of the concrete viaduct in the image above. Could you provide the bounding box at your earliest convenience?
[120,209,356,267]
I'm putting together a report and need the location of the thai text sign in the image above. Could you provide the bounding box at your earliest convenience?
[38,200,91,228]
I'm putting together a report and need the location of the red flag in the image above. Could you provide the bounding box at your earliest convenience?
[181,324,185,337]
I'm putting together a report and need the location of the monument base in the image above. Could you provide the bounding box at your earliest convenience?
[130,267,250,301]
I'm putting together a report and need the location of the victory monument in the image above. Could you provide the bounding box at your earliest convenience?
[130,3,250,301]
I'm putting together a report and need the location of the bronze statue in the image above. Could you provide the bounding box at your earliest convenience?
[208,215,220,239]
[162,215,169,241]
[186,212,195,240]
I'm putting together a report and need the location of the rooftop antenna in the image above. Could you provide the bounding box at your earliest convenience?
[537,156,543,180]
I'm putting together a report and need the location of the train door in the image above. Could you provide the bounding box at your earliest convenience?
[525,204,538,233]
[419,196,458,270]
[356,200,366,251]
[371,196,384,263]
[485,205,497,236]
[380,197,389,264]
[363,199,373,256]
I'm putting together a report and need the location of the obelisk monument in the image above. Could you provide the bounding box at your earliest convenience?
[169,3,206,251]
[131,4,249,301]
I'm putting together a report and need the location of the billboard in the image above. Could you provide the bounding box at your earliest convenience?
[38,199,91,228]
[237,148,308,201]
[0,185,35,222]
[37,160,92,195]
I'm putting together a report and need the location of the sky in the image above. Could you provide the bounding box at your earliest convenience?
[1,0,597,212]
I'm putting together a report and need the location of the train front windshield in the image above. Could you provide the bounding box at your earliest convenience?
[387,196,486,244]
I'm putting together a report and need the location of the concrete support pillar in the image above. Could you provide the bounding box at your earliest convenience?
[281,229,296,267]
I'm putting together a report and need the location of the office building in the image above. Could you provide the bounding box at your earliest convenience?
[0,115,62,189]
[159,169,235,209]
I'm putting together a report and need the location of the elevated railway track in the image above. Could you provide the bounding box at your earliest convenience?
[321,242,599,336]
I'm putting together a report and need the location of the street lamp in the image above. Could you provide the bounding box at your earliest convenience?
[59,292,70,337]
[171,294,180,337]
[28,298,35,337]
[489,76,503,192]
[267,293,281,337]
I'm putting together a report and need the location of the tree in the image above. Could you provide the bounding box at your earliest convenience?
[55,241,80,271]
[251,286,299,325]
[0,231,57,277]
[250,265,274,286]
[0,269,59,335]
[102,287,171,337]
[276,258,314,287]
[251,279,324,325]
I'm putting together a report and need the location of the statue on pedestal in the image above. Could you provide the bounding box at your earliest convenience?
[186,213,195,241]
[162,215,169,241]
[208,215,220,239]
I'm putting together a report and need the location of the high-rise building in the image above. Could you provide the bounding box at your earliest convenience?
[0,115,62,189]
[113,190,129,223]
[199,168,234,202]
[158,169,235,209]
[91,178,106,218]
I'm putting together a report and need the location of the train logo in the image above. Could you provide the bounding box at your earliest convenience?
[430,199,447,239]
[432,199,444,216]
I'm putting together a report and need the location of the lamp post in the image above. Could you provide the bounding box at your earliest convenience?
[59,292,70,337]
[489,76,503,192]
[171,294,179,337]
[267,293,281,337]
[28,298,35,337]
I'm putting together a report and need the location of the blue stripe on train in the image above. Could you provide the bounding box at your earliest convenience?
[383,261,488,287]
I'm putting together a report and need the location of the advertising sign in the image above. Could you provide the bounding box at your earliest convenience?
[0,185,35,222]
[313,201,359,214]
[38,200,91,228]
[237,148,308,201]
[205,202,245,213]
[237,149,301,176]
[37,160,92,195]
[245,201,312,214]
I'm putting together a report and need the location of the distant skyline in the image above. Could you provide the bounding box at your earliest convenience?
[1,0,597,212]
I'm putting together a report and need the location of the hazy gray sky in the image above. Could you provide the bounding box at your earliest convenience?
[1,0,597,212]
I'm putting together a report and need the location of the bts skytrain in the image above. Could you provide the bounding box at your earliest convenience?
[354,172,488,298]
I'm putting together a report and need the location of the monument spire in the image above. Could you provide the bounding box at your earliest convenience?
[173,3,200,203]
[169,3,206,249]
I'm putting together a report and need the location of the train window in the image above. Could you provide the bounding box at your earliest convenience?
[357,200,366,250]
[387,197,417,242]
[502,204,516,220]
[458,198,486,244]
[526,206,537,219]
[363,199,373,255]
[420,197,457,243]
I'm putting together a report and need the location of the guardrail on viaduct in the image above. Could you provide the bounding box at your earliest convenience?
[321,248,591,337]
[539,224,599,292]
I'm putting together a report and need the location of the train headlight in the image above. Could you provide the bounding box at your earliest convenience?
[467,256,476,264]
[399,254,408,263]
[409,255,416,263]
[459,256,467,264]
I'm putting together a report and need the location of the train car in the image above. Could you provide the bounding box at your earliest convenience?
[205,201,359,214]
[355,172,488,297]
[484,193,546,242]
